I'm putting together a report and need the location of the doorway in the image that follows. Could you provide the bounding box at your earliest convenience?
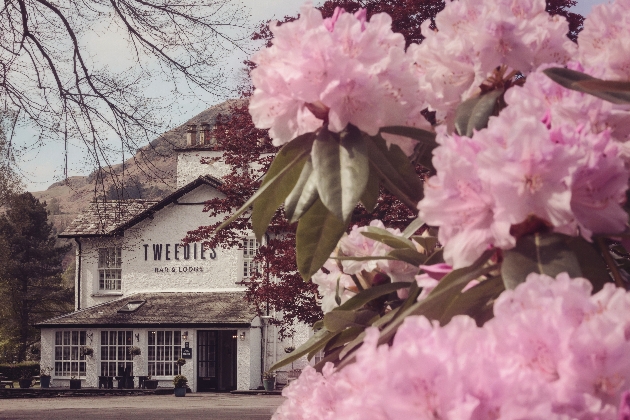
[197,330,237,391]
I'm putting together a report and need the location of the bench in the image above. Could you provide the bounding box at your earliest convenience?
[0,375,13,388]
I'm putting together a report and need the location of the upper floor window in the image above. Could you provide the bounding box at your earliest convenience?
[242,237,259,279]
[98,247,122,290]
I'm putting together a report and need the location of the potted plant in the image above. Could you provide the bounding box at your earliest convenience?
[69,375,81,389]
[40,366,52,388]
[262,371,276,391]
[128,346,141,357]
[284,346,295,354]
[18,369,33,389]
[144,374,159,390]
[80,346,94,357]
[173,375,187,397]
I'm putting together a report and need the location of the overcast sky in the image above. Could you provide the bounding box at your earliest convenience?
[18,0,608,192]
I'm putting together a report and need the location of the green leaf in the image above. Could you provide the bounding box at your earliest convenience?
[284,158,319,223]
[501,232,582,290]
[312,126,369,223]
[360,168,380,212]
[544,67,630,105]
[438,275,505,326]
[411,236,439,252]
[402,217,425,238]
[377,249,496,345]
[454,89,504,137]
[361,227,416,250]
[566,236,611,293]
[423,248,444,266]
[217,133,315,236]
[323,309,379,332]
[268,327,335,372]
[386,248,427,266]
[296,198,348,280]
[379,126,437,146]
[335,282,412,311]
[365,135,424,209]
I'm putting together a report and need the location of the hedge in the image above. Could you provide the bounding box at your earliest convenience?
[0,362,40,380]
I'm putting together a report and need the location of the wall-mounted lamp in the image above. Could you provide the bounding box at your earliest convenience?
[239,332,246,341]
[135,333,140,343]
[182,331,188,341]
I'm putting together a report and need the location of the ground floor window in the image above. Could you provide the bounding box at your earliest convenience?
[100,330,133,376]
[54,331,87,377]
[147,330,181,376]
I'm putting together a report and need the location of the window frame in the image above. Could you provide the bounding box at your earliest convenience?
[99,330,134,377]
[147,330,182,377]
[98,246,122,291]
[242,237,260,280]
[54,330,87,378]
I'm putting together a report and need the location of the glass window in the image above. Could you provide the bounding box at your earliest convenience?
[98,247,122,290]
[242,238,259,279]
[54,331,86,377]
[147,330,182,377]
[100,330,133,377]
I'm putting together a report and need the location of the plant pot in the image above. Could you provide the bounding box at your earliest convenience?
[263,378,276,391]
[145,379,158,390]
[174,386,186,397]
[40,376,51,388]
[18,379,32,389]
[69,379,81,390]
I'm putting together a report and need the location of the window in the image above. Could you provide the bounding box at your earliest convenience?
[54,331,87,377]
[242,237,259,279]
[98,247,122,290]
[147,330,182,376]
[100,330,133,377]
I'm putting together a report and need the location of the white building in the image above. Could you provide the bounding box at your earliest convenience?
[37,127,309,391]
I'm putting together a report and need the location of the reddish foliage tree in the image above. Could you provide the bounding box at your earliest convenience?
[187,0,584,338]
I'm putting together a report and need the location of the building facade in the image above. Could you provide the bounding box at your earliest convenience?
[37,129,309,391]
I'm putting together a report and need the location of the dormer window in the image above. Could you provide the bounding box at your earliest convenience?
[98,247,122,290]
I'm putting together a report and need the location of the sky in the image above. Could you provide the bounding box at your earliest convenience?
[17,0,609,192]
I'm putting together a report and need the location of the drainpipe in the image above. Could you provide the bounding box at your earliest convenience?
[75,238,82,310]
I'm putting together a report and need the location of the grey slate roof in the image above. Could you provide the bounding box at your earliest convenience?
[59,175,222,238]
[60,200,158,237]
[36,292,256,328]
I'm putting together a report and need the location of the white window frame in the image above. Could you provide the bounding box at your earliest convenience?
[242,237,260,280]
[147,330,182,377]
[54,330,87,377]
[98,247,122,290]
[100,330,134,377]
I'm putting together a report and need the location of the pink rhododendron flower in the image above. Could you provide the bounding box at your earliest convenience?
[273,274,630,419]
[578,0,630,80]
[249,4,429,152]
[408,0,576,125]
[311,259,356,313]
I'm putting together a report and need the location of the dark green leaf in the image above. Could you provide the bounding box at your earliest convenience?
[314,346,345,372]
[411,236,439,252]
[335,282,412,311]
[365,135,424,209]
[361,227,416,250]
[379,126,437,145]
[268,327,335,372]
[423,248,444,265]
[217,132,315,236]
[323,309,379,332]
[312,127,369,223]
[454,89,504,137]
[386,248,426,266]
[284,158,319,223]
[501,232,582,290]
[332,255,398,262]
[296,198,347,280]
[324,327,365,352]
[544,67,630,105]
[567,236,611,293]
[438,275,505,326]
[360,168,379,212]
[402,217,425,238]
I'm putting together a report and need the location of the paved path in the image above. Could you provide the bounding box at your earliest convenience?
[0,394,285,420]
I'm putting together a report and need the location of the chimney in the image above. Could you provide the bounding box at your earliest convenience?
[199,123,211,146]
[186,124,197,146]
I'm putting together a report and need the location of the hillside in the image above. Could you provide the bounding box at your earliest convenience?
[32,99,241,235]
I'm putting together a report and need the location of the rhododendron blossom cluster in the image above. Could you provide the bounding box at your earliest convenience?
[419,65,630,268]
[274,274,630,420]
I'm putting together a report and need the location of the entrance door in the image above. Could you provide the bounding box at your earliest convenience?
[197,330,237,392]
